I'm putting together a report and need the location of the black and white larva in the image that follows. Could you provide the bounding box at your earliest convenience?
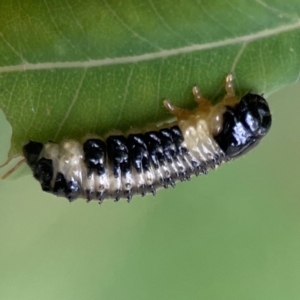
[21,74,272,203]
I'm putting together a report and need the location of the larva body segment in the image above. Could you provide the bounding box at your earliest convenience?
[22,75,272,202]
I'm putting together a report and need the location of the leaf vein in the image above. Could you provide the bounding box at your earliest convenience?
[103,0,161,51]
[0,33,24,61]
[94,73,103,132]
[147,0,191,44]
[43,0,83,57]
[254,0,296,20]
[230,42,248,73]
[0,21,300,73]
[259,45,267,92]
[154,59,163,121]
[115,65,134,127]
[53,68,87,140]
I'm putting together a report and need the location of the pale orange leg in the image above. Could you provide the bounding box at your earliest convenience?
[223,74,239,106]
[192,85,212,111]
[225,73,235,96]
[163,99,191,119]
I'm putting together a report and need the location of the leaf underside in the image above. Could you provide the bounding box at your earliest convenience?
[0,0,300,159]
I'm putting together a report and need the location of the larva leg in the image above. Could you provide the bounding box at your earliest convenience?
[223,73,239,106]
[163,99,191,119]
[225,73,235,96]
[192,86,211,111]
[1,158,26,179]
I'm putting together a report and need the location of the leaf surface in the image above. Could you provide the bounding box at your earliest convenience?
[0,0,300,158]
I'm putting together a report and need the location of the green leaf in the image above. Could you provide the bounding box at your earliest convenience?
[1,0,300,159]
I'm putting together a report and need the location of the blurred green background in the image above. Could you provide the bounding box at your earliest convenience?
[1,82,300,300]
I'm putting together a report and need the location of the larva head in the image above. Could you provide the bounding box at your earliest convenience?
[214,93,271,159]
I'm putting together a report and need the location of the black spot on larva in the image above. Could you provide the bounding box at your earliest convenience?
[144,131,165,169]
[149,184,156,196]
[170,126,186,156]
[127,134,150,173]
[106,136,130,178]
[66,180,81,202]
[97,191,105,202]
[163,176,176,188]
[159,128,177,162]
[23,141,43,170]
[214,93,271,159]
[53,172,67,197]
[139,184,147,197]
[83,139,106,176]
[86,189,93,202]
[124,189,133,202]
[114,189,121,202]
[34,158,53,192]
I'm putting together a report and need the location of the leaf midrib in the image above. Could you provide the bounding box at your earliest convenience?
[0,20,300,74]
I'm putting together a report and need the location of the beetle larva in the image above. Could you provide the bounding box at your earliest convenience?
[22,74,272,203]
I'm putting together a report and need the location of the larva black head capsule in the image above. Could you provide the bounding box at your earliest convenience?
[214,93,272,159]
